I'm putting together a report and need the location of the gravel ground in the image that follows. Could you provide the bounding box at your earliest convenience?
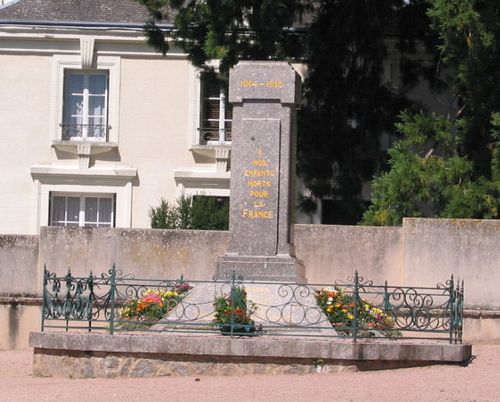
[0,345,499,402]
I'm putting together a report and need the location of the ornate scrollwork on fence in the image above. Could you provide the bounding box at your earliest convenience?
[40,266,464,343]
[251,284,326,327]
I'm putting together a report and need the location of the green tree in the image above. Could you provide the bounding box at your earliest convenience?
[298,0,427,223]
[138,1,438,223]
[138,0,306,76]
[363,0,500,225]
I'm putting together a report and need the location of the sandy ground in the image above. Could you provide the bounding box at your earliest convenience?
[0,345,499,402]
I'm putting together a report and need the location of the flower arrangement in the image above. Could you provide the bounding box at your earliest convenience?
[119,282,191,325]
[213,285,257,334]
[315,287,397,336]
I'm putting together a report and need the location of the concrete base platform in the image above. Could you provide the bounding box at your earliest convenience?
[29,332,472,378]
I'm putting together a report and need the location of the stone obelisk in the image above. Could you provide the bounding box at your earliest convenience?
[216,61,305,282]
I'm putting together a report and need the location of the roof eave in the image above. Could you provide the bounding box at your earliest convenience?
[0,19,175,31]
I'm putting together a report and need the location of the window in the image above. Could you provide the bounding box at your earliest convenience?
[199,74,232,144]
[62,71,109,141]
[50,194,115,227]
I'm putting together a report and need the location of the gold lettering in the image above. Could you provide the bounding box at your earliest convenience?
[242,209,274,219]
[250,191,269,198]
[239,80,284,89]
[252,159,268,166]
[254,201,266,208]
[244,169,275,177]
[247,180,272,187]
[240,80,258,88]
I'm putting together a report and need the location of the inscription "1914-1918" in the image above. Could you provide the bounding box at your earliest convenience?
[240,80,284,88]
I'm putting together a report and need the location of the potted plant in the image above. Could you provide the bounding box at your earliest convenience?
[315,286,398,337]
[213,285,258,335]
[119,282,191,328]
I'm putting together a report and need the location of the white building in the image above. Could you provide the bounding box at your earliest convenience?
[0,0,235,234]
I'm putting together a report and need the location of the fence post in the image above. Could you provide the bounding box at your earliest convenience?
[459,280,464,344]
[383,281,391,313]
[41,265,48,331]
[87,271,94,333]
[64,269,73,332]
[448,274,454,344]
[230,270,236,338]
[352,271,359,342]
[109,264,117,335]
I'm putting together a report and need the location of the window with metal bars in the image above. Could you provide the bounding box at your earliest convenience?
[199,74,232,144]
[62,71,109,141]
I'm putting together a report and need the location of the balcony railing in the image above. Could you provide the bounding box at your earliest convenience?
[198,127,232,144]
[60,123,111,141]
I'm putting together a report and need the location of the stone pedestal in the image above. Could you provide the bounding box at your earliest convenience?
[217,255,305,282]
[216,61,304,282]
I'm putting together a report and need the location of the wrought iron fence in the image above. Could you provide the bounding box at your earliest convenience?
[41,265,464,343]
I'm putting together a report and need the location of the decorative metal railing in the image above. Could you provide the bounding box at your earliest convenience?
[41,265,464,343]
[60,123,110,141]
[198,127,232,144]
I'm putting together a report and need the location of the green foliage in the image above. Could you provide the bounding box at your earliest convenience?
[315,287,398,336]
[191,196,229,230]
[363,0,500,225]
[137,0,306,76]
[149,195,229,230]
[213,286,256,325]
[119,285,191,326]
[427,0,500,177]
[362,112,499,225]
[138,0,435,223]
[297,0,427,220]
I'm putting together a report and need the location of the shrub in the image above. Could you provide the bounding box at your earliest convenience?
[149,195,229,230]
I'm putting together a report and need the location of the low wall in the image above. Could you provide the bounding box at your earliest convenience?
[39,227,229,280]
[1,218,499,349]
[0,235,39,296]
[295,225,403,284]
[30,332,471,378]
[403,218,500,309]
[0,301,40,350]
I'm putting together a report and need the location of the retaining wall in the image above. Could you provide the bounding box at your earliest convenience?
[0,218,499,349]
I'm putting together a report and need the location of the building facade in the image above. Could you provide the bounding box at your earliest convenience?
[0,0,237,234]
[0,0,453,234]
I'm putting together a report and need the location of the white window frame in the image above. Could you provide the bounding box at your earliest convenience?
[188,66,232,146]
[62,71,109,141]
[50,55,121,144]
[49,193,115,228]
[201,81,231,144]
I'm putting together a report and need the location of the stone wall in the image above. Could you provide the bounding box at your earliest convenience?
[295,225,403,284]
[2,219,499,305]
[39,226,229,280]
[1,219,500,348]
[403,218,500,309]
[0,303,40,350]
[30,332,471,378]
[0,235,39,296]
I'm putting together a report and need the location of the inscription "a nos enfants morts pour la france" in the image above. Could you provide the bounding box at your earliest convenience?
[242,148,276,219]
